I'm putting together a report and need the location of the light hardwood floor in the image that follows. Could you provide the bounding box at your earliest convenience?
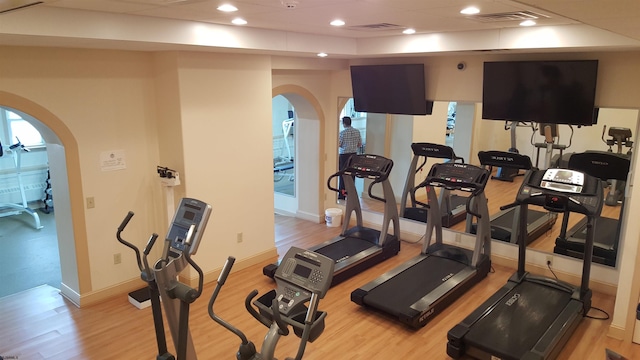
[0,215,637,360]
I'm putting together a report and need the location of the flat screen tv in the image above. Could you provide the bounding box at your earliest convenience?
[350,64,430,115]
[482,60,598,126]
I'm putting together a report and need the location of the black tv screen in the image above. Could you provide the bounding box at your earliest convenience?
[350,64,429,115]
[482,60,598,126]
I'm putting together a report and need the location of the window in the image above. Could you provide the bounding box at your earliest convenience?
[2,109,44,147]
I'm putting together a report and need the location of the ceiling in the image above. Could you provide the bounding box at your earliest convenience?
[1,0,640,56]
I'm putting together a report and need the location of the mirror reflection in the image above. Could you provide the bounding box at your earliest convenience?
[273,95,296,196]
[337,98,638,268]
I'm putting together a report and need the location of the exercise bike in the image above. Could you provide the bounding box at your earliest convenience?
[209,246,334,360]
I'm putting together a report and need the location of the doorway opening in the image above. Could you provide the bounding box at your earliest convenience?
[273,95,296,197]
[0,106,61,298]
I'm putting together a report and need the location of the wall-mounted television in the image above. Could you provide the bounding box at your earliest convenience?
[350,64,431,115]
[482,60,598,126]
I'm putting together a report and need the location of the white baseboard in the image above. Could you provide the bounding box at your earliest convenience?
[75,247,278,307]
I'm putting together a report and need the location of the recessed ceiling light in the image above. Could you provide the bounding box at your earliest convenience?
[403,28,416,35]
[330,19,345,27]
[520,20,536,26]
[217,4,238,12]
[232,18,247,25]
[460,7,480,15]
[317,53,328,57]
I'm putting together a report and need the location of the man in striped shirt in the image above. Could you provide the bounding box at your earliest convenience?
[338,116,362,200]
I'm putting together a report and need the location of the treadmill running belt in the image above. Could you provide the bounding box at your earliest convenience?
[571,217,618,250]
[492,208,548,229]
[363,256,468,314]
[465,281,573,359]
[315,237,376,261]
[450,194,468,211]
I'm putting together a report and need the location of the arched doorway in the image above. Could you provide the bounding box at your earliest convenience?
[0,91,90,305]
[272,86,325,222]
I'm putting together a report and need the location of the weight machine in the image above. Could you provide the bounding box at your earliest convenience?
[0,139,42,229]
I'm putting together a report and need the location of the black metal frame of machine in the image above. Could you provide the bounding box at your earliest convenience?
[448,167,603,360]
[554,151,630,266]
[264,154,400,286]
[399,142,469,227]
[352,162,492,328]
[471,150,557,245]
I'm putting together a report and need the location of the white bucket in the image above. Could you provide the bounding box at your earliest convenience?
[325,208,343,227]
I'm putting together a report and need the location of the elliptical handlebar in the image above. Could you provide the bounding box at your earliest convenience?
[116,211,144,273]
[271,298,291,336]
[181,224,204,301]
[208,256,254,347]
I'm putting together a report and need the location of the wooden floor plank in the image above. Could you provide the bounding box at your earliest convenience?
[0,216,637,360]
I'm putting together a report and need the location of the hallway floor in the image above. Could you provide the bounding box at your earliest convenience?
[0,209,60,298]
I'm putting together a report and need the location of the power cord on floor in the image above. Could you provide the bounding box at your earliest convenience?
[586,306,610,320]
[547,260,559,280]
[546,261,610,320]
[402,233,425,244]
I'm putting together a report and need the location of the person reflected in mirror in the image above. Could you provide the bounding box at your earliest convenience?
[338,116,362,200]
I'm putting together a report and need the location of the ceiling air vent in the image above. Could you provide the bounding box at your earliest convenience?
[347,23,404,31]
[0,0,44,14]
[469,10,550,22]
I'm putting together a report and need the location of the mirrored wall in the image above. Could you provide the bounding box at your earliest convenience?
[337,98,639,268]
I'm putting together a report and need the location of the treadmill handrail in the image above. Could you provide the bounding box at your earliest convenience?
[367,178,386,203]
[327,173,342,193]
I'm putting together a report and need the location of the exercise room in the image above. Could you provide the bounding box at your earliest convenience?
[1,1,640,360]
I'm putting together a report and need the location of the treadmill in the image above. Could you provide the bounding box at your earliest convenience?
[554,151,630,266]
[448,167,603,360]
[399,143,469,227]
[263,154,401,286]
[471,150,557,245]
[352,162,492,328]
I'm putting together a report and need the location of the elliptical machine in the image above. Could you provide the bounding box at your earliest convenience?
[117,198,212,360]
[601,125,633,205]
[209,246,335,360]
[117,213,174,360]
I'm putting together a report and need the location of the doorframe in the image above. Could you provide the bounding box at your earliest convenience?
[0,91,90,304]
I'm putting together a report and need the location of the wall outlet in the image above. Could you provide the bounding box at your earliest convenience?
[546,255,553,267]
[237,232,243,243]
[86,196,95,209]
[113,253,121,265]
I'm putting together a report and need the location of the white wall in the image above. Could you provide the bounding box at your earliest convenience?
[176,52,275,274]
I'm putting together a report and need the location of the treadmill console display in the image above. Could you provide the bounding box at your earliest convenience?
[424,163,489,193]
[165,198,212,255]
[518,168,602,217]
[345,154,393,178]
[478,150,533,170]
[540,169,584,193]
[274,247,335,316]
